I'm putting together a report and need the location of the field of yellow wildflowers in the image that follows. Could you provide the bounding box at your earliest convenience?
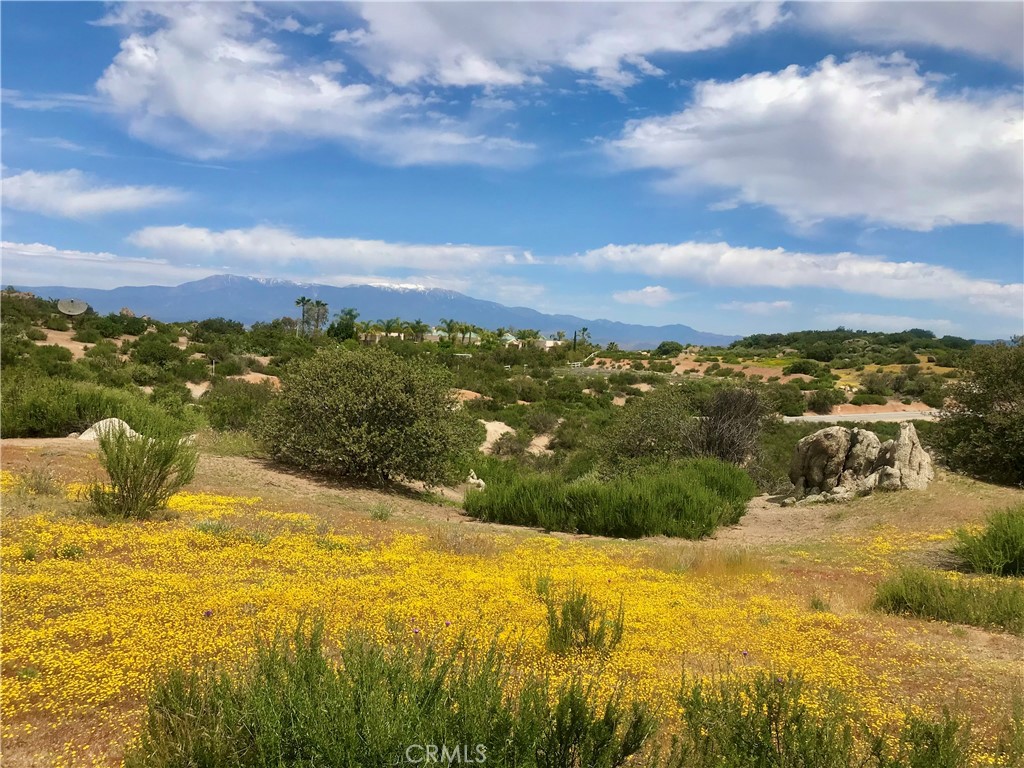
[1,445,1022,767]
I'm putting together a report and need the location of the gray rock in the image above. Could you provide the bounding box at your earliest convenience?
[788,422,934,503]
[789,426,851,496]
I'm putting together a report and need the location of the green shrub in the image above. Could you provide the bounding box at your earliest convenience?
[124,619,656,768]
[368,501,394,521]
[782,359,820,376]
[261,347,478,486]
[851,393,888,406]
[953,506,1024,576]
[72,327,103,343]
[545,585,624,655]
[202,379,275,431]
[24,327,46,341]
[873,568,1024,635]
[665,670,972,768]
[0,375,193,437]
[937,340,1024,485]
[808,388,847,414]
[465,459,756,539]
[45,315,69,331]
[90,426,198,519]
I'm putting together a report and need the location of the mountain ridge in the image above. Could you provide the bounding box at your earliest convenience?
[16,274,740,349]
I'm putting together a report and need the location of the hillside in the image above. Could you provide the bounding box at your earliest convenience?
[17,275,738,349]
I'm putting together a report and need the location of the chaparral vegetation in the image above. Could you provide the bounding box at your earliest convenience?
[2,291,1023,767]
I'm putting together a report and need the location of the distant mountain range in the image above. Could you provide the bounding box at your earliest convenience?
[18,275,739,349]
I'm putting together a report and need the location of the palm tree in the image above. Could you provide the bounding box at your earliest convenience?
[408,319,429,342]
[439,318,461,344]
[295,296,311,336]
[311,300,328,335]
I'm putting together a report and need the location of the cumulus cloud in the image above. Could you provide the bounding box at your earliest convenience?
[335,3,783,92]
[818,312,956,334]
[91,3,529,165]
[610,54,1023,230]
[799,2,1024,67]
[612,285,677,307]
[574,240,1023,318]
[1,169,184,218]
[719,300,793,315]
[127,224,531,272]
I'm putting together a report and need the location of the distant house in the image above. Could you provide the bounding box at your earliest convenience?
[359,331,405,344]
[531,339,566,351]
[423,328,449,343]
[500,333,522,349]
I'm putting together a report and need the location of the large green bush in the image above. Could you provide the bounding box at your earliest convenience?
[937,340,1024,485]
[260,346,477,485]
[202,379,275,431]
[464,459,756,539]
[606,385,772,467]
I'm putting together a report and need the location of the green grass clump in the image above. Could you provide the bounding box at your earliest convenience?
[0,376,195,437]
[666,670,973,768]
[953,506,1024,577]
[546,585,624,655]
[464,459,756,539]
[90,426,198,520]
[873,568,1024,635]
[125,619,656,768]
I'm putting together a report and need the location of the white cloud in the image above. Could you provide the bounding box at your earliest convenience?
[819,312,956,334]
[574,240,1024,318]
[0,241,220,287]
[612,285,677,307]
[719,300,793,315]
[92,4,529,165]
[127,224,531,272]
[1,169,184,218]
[336,3,784,92]
[610,54,1023,230]
[799,2,1024,67]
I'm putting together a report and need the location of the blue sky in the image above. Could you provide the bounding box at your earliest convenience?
[1,1,1022,338]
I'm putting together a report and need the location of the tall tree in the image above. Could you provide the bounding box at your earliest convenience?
[311,300,329,336]
[327,308,359,341]
[294,296,312,336]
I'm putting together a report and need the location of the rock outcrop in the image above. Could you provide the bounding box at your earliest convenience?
[78,418,139,441]
[788,423,933,504]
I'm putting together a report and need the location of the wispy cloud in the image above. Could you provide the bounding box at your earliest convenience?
[718,300,793,315]
[1,169,185,218]
[574,240,1023,318]
[612,285,677,307]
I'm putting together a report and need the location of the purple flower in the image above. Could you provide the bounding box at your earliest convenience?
[413,627,420,635]
[444,620,451,627]
[202,609,213,619]
[741,650,748,657]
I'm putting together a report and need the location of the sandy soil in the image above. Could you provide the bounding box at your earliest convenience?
[478,420,515,454]
[831,401,933,415]
[30,329,92,361]
[186,382,211,398]
[454,389,485,402]
[527,434,553,456]
[226,372,281,389]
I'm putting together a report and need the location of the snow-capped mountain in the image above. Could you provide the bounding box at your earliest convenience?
[18,275,739,348]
